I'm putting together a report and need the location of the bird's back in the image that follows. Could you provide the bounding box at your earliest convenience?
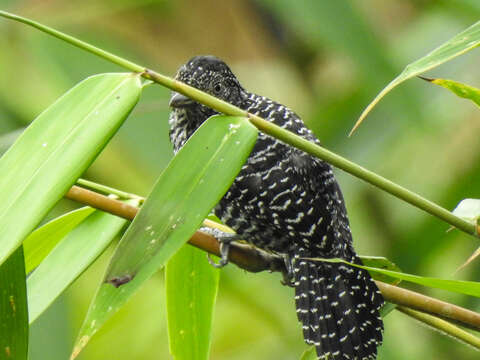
[216,91,351,259]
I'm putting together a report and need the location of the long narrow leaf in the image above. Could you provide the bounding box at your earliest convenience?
[321,258,480,298]
[361,265,480,297]
[0,73,142,266]
[105,115,257,282]
[351,20,480,134]
[27,208,132,323]
[71,115,258,358]
[360,256,402,285]
[300,347,316,360]
[0,247,28,360]
[421,77,480,107]
[23,207,95,273]
[166,245,220,360]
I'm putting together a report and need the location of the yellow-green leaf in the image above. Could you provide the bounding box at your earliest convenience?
[71,115,258,358]
[300,347,316,360]
[23,207,95,273]
[360,256,402,285]
[27,207,131,324]
[351,20,480,134]
[166,245,220,360]
[422,77,480,107]
[0,73,142,266]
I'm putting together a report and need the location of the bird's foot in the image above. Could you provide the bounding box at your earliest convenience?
[281,254,295,287]
[199,227,242,268]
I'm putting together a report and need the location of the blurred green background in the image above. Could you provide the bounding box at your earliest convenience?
[1,0,480,359]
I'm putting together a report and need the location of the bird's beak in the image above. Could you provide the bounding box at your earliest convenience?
[169,92,194,108]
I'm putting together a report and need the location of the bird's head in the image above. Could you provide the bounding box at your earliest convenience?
[169,55,246,121]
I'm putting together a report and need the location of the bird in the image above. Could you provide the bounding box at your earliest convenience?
[168,55,384,360]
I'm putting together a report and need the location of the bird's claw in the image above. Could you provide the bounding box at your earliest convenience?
[200,227,241,269]
[207,241,231,268]
[281,254,295,287]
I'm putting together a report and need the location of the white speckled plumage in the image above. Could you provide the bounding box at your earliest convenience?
[168,55,384,360]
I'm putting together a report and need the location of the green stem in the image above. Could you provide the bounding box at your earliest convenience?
[76,179,143,201]
[247,116,477,236]
[397,306,480,350]
[0,10,477,237]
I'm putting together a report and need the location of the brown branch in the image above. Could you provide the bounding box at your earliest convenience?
[64,185,480,332]
[66,186,138,219]
[65,186,284,273]
[376,281,480,332]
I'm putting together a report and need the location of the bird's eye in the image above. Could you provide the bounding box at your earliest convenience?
[213,83,222,94]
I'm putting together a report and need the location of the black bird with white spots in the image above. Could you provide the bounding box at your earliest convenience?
[168,55,384,360]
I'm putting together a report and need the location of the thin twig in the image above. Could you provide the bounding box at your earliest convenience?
[66,186,138,220]
[64,184,480,332]
[397,306,480,350]
[76,178,143,201]
[64,186,283,274]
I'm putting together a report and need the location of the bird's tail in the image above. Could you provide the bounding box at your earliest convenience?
[292,253,384,360]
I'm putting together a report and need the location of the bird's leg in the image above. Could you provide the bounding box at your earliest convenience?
[281,253,295,287]
[200,227,242,268]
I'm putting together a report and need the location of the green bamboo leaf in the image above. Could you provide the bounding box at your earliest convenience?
[360,256,402,285]
[27,207,132,324]
[71,115,258,358]
[105,115,257,284]
[0,73,142,266]
[327,259,480,298]
[351,20,480,134]
[379,302,397,318]
[0,247,28,360]
[166,245,220,360]
[421,77,480,107]
[23,207,95,273]
[300,347,316,360]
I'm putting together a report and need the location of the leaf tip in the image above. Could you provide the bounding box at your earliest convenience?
[349,85,393,136]
[417,75,434,82]
[71,336,90,360]
[348,117,363,137]
[349,99,378,136]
